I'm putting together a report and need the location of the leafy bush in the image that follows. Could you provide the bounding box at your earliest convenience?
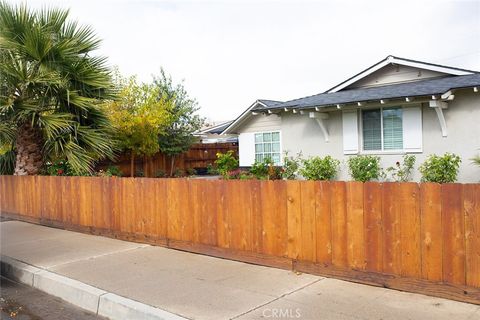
[106,166,122,177]
[347,155,382,182]
[135,169,145,177]
[385,155,416,182]
[206,163,218,175]
[186,168,197,176]
[281,152,302,180]
[250,157,282,180]
[44,160,74,176]
[98,165,122,177]
[299,156,340,180]
[173,168,184,177]
[250,158,270,179]
[214,151,238,178]
[155,169,167,178]
[419,153,461,183]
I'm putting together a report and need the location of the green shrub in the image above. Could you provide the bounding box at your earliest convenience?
[249,157,282,180]
[385,155,416,182]
[281,151,302,180]
[347,155,382,182]
[44,159,74,176]
[250,158,270,179]
[419,153,461,183]
[299,156,340,180]
[214,151,238,178]
[186,168,197,176]
[107,166,122,177]
[206,163,218,175]
[155,169,167,178]
[173,168,184,177]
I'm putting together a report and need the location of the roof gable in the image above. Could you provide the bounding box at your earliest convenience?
[222,99,283,134]
[326,55,477,93]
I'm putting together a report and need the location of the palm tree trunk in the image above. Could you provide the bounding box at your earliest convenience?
[14,123,44,175]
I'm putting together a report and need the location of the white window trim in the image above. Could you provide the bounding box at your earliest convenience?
[253,130,283,165]
[359,106,405,155]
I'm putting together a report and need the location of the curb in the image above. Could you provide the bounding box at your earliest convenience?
[0,255,188,320]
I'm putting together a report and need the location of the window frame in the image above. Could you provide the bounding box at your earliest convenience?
[253,130,282,165]
[359,106,405,154]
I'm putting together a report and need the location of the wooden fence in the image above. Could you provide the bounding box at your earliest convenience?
[97,142,238,177]
[0,176,479,304]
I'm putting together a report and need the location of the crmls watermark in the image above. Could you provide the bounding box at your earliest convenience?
[262,308,302,318]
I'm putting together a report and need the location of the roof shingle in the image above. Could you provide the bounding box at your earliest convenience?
[254,74,480,111]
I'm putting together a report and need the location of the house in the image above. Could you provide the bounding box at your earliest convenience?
[196,120,238,144]
[222,56,480,182]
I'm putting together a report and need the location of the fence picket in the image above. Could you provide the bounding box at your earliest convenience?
[364,182,383,273]
[420,183,443,281]
[331,181,348,268]
[315,181,332,265]
[442,183,466,285]
[464,184,480,287]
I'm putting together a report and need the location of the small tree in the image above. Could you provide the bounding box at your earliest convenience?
[154,69,204,175]
[107,74,171,176]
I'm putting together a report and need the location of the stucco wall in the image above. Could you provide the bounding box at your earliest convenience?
[278,89,480,182]
[237,113,282,132]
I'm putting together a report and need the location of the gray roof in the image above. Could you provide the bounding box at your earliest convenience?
[200,121,233,134]
[254,74,480,111]
[257,99,283,107]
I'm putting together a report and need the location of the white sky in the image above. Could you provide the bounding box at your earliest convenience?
[12,0,480,121]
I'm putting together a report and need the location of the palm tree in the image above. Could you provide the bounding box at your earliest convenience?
[0,2,116,175]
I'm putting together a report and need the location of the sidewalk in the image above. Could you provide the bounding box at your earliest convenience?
[1,220,479,320]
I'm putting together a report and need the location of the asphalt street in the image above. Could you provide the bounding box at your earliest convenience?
[0,276,105,320]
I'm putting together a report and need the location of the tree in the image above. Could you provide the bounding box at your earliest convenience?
[106,74,170,176]
[0,2,116,175]
[154,69,204,175]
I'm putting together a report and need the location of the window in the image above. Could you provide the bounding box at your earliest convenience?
[254,131,281,165]
[362,107,403,151]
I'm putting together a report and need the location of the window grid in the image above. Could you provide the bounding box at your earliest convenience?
[254,131,281,165]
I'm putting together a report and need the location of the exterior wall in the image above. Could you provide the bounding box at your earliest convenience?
[237,114,282,166]
[237,113,282,133]
[277,89,480,182]
[347,64,448,89]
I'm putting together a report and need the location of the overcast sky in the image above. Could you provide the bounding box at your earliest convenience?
[13,0,480,122]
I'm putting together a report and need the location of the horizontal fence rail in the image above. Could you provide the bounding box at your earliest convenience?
[0,176,479,304]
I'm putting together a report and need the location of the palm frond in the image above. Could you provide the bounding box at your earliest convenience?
[0,121,16,145]
[0,148,15,174]
[0,1,117,173]
[472,155,480,167]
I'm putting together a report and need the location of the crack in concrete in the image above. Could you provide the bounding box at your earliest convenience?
[229,277,325,320]
[45,245,149,269]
